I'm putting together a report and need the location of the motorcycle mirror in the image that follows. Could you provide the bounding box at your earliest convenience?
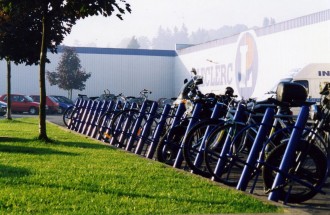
[184,79,188,84]
[191,68,197,75]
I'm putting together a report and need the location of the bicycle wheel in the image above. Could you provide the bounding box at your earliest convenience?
[62,106,74,127]
[204,123,257,186]
[96,112,115,142]
[156,124,186,165]
[262,141,327,203]
[182,119,224,178]
[110,109,140,147]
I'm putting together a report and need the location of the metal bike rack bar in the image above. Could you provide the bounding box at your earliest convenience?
[167,103,186,135]
[67,98,82,129]
[125,101,148,151]
[236,107,275,191]
[268,105,310,202]
[68,99,87,131]
[145,104,172,159]
[173,102,202,169]
[191,102,224,173]
[79,100,98,134]
[88,100,112,138]
[134,101,159,155]
[76,100,94,133]
[212,103,246,180]
[109,102,137,146]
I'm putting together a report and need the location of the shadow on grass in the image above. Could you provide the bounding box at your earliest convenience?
[0,136,115,151]
[56,140,116,150]
[0,118,38,126]
[0,164,31,178]
[0,139,78,156]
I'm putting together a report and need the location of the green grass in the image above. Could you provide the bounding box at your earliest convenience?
[0,118,282,214]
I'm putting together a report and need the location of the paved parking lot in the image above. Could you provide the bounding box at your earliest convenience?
[1,113,65,127]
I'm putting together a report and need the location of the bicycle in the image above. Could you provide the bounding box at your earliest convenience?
[261,83,330,203]
[108,89,164,149]
[155,75,218,166]
[203,82,328,203]
[181,95,239,177]
[203,96,297,186]
[62,94,90,127]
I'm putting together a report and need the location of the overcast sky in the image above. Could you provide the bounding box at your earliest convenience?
[61,0,330,48]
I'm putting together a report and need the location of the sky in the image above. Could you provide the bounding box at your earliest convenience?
[61,0,330,48]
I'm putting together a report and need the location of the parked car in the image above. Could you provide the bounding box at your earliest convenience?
[0,101,7,116]
[0,94,41,115]
[48,95,74,114]
[30,95,60,114]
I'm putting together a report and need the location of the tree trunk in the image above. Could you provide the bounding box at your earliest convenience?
[38,15,49,142]
[6,58,12,120]
[67,89,73,100]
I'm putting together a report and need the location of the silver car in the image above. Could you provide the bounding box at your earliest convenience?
[0,101,7,116]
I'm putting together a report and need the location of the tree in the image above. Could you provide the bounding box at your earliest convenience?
[127,36,140,49]
[263,17,276,27]
[0,1,131,141]
[152,26,174,49]
[47,46,91,99]
[0,8,42,120]
[137,36,151,49]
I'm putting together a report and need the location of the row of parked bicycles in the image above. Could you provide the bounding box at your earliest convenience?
[62,69,330,205]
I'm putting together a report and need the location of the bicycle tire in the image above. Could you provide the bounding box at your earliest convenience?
[182,119,224,177]
[156,124,186,165]
[68,107,84,130]
[110,109,140,147]
[262,141,327,203]
[204,123,256,186]
[96,112,115,142]
[62,106,75,127]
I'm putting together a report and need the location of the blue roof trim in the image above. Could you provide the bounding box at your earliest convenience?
[56,46,177,57]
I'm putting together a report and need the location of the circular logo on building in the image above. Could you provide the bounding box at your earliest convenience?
[235,31,258,99]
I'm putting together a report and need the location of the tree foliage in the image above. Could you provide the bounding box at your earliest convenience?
[47,46,91,99]
[127,36,140,49]
[0,2,43,119]
[0,0,131,141]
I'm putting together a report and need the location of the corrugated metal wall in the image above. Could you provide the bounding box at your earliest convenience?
[0,48,176,101]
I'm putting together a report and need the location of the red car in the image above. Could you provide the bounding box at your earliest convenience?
[0,94,40,115]
[30,95,59,114]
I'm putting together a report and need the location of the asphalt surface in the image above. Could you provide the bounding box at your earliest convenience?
[2,114,330,214]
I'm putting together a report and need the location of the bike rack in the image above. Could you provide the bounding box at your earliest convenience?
[173,102,202,169]
[68,99,87,130]
[166,103,186,138]
[124,101,149,151]
[94,100,117,140]
[74,99,92,132]
[79,100,98,134]
[236,107,275,191]
[211,103,246,181]
[88,100,112,138]
[190,102,225,174]
[134,101,159,155]
[109,102,137,146]
[268,105,310,203]
[145,104,172,159]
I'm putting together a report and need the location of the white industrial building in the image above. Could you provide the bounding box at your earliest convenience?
[0,9,329,101]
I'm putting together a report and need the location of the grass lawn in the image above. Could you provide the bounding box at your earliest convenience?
[0,118,283,214]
